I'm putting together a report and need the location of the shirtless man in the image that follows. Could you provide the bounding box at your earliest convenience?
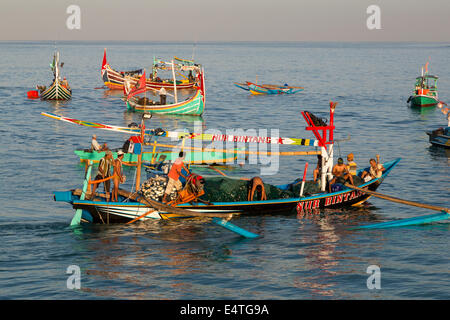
[91,150,113,200]
[247,177,267,201]
[112,150,125,202]
[328,157,354,192]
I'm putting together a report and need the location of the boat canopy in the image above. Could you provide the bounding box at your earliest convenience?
[416,75,438,79]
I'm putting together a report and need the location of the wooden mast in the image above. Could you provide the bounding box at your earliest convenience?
[172,60,178,103]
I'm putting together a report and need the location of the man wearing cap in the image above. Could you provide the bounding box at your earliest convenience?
[328,157,354,192]
[112,150,126,202]
[162,151,190,203]
[91,150,113,200]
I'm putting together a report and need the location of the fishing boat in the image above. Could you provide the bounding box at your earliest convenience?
[74,148,239,165]
[45,102,399,226]
[36,52,72,100]
[426,126,450,148]
[235,81,304,95]
[101,49,198,91]
[408,63,439,107]
[125,68,206,116]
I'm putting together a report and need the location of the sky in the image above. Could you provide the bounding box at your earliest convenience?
[1,0,449,42]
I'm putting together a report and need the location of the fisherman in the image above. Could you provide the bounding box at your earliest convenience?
[361,154,385,182]
[328,157,354,192]
[91,134,108,151]
[61,77,69,89]
[346,153,357,175]
[159,87,167,105]
[112,150,126,202]
[248,177,267,201]
[91,150,113,200]
[188,70,194,82]
[313,154,323,183]
[162,151,190,203]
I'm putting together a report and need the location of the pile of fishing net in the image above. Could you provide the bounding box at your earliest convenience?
[198,177,322,202]
[140,175,177,202]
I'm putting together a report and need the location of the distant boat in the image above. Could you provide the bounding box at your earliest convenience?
[37,52,72,100]
[101,49,198,91]
[408,63,439,107]
[125,68,206,116]
[234,81,304,95]
[426,126,450,148]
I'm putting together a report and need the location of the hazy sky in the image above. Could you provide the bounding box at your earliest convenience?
[1,0,449,41]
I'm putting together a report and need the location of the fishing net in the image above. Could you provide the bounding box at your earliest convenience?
[199,177,317,202]
[199,175,366,203]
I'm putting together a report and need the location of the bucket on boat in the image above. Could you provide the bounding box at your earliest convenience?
[27,90,39,99]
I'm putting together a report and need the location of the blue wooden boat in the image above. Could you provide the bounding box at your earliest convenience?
[234,81,304,95]
[247,82,304,95]
[426,126,450,148]
[52,158,400,223]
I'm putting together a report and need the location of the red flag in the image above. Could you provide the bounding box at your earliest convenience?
[127,70,147,99]
[101,48,108,76]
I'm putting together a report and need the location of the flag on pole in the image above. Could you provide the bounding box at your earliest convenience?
[127,70,146,99]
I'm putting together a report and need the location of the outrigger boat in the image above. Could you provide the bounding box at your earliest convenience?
[125,67,206,116]
[408,63,439,107]
[101,49,199,91]
[34,52,72,100]
[234,81,304,95]
[44,102,400,230]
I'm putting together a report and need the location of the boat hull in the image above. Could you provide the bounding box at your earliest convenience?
[247,82,303,95]
[101,50,196,92]
[410,95,438,107]
[40,79,72,100]
[54,159,401,224]
[126,88,205,115]
[426,127,450,148]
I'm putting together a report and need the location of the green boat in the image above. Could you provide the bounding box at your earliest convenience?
[408,64,439,107]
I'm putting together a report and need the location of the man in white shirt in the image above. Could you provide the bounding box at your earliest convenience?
[91,134,102,151]
[91,134,108,151]
[159,87,167,105]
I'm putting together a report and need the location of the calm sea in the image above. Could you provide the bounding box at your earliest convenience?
[0,41,448,300]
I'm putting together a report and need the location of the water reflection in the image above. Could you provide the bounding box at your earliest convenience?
[407,104,436,118]
[69,219,241,299]
[293,207,386,298]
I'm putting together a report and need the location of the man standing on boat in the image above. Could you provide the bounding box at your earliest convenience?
[112,150,126,202]
[91,150,113,200]
[346,153,357,176]
[328,157,354,192]
[361,155,385,182]
[162,151,190,203]
[159,87,167,105]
